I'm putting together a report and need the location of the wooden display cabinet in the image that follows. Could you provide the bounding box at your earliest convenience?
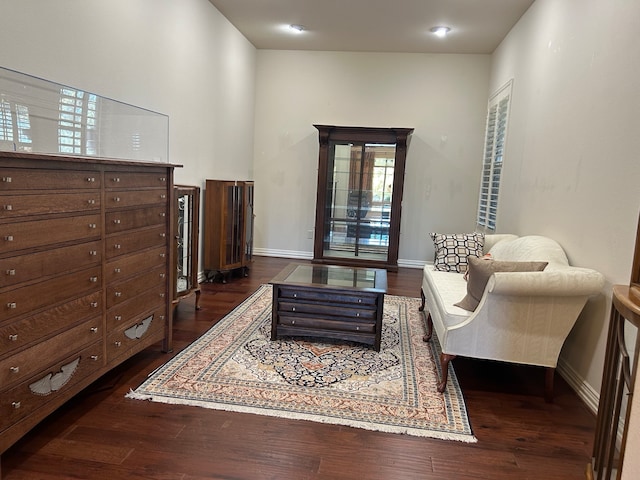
[173,185,201,310]
[203,179,254,282]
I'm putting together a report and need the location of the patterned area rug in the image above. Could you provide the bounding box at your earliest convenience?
[127,285,476,442]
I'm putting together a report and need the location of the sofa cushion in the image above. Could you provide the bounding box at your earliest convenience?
[430,232,484,273]
[454,256,549,311]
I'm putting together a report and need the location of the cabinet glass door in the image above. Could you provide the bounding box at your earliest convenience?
[324,142,394,262]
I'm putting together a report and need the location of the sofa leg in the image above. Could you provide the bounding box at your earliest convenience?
[544,367,555,403]
[422,312,433,342]
[437,353,456,393]
[419,288,426,312]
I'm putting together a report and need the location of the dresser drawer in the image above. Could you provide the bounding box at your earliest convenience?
[0,315,101,390]
[106,266,166,308]
[0,192,100,219]
[106,307,166,363]
[105,205,167,234]
[0,241,101,289]
[0,168,101,191]
[0,214,102,254]
[276,286,379,307]
[105,189,168,209]
[0,341,103,433]
[277,300,376,320]
[0,291,101,356]
[106,286,167,331]
[105,225,167,259]
[105,246,166,283]
[105,172,168,190]
[1,265,102,322]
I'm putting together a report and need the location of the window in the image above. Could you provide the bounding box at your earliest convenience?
[58,88,97,155]
[0,99,32,150]
[476,80,512,231]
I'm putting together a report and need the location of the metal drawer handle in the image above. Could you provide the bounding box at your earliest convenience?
[7,302,16,309]
[9,334,18,341]
[6,269,16,276]
[293,293,297,298]
[160,212,166,217]
[86,177,95,183]
[160,273,165,278]
[112,177,120,183]
[12,401,20,409]
[356,326,360,331]
[90,250,97,256]
[291,320,296,325]
[114,244,121,249]
[159,293,165,298]
[113,197,120,202]
[115,291,122,297]
[4,235,13,241]
[160,233,166,238]
[115,315,122,321]
[91,302,98,308]
[90,355,99,361]
[160,315,165,320]
[159,253,166,258]
[292,307,296,312]
[87,199,95,205]
[159,177,166,182]
[114,341,122,347]
[2,176,12,183]
[90,276,98,283]
[160,194,166,199]
[114,268,121,273]
[356,313,360,317]
[358,299,362,303]
[10,366,19,373]
[113,219,121,224]
[88,223,97,229]
[3,204,12,211]
[90,327,98,333]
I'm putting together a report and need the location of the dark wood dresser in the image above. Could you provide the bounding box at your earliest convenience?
[0,151,177,473]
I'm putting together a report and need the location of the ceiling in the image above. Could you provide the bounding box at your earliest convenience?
[208,0,535,54]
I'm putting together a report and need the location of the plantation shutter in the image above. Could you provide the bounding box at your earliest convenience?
[476,81,512,231]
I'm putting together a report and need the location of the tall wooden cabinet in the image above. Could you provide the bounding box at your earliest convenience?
[0,151,175,471]
[173,185,200,310]
[203,180,254,282]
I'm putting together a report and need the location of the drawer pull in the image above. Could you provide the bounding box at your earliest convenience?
[87,199,96,205]
[10,366,19,373]
[91,302,98,308]
[160,273,165,278]
[86,177,95,183]
[114,244,121,250]
[292,307,296,312]
[12,401,20,409]
[9,334,18,341]
[90,327,98,333]
[4,235,14,241]
[6,268,16,275]
[113,197,121,202]
[114,341,122,347]
[291,320,296,325]
[3,204,12,210]
[356,326,360,331]
[88,223,97,229]
[115,315,122,321]
[114,267,121,273]
[160,315,166,320]
[160,194,167,199]
[113,219,121,224]
[159,177,166,182]
[90,276,98,283]
[356,313,360,317]
[293,293,297,298]
[2,176,12,183]
[89,250,98,256]
[159,253,166,258]
[160,212,166,217]
[160,233,166,238]
[112,177,121,183]
[115,291,122,297]
[90,355,99,361]
[159,293,165,298]
[358,299,362,303]
[7,302,16,309]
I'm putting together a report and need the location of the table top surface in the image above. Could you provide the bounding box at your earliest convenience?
[269,263,387,293]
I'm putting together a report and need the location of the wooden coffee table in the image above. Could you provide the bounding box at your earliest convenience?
[269,263,387,351]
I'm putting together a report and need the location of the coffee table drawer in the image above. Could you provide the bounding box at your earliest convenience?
[276,314,376,334]
[277,300,376,320]
[277,286,378,306]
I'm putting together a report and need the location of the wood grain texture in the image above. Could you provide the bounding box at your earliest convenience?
[1,256,596,480]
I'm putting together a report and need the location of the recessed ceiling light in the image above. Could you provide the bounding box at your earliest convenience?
[430,26,451,38]
[289,24,305,34]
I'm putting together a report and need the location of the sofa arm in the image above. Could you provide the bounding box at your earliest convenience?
[486,268,605,297]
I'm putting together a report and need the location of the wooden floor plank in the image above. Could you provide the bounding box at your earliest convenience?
[1,256,596,479]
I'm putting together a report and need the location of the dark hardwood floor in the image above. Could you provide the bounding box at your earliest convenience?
[2,256,596,479]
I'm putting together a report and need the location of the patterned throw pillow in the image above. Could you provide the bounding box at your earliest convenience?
[430,232,485,273]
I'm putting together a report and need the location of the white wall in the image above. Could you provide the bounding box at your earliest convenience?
[0,0,256,187]
[489,0,640,464]
[253,50,491,263]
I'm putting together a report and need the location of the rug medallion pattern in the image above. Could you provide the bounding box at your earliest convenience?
[128,285,475,442]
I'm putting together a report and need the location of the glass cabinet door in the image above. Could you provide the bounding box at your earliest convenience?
[173,185,200,309]
[313,125,413,271]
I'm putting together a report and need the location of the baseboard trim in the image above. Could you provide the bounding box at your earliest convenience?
[557,357,599,414]
[253,248,425,269]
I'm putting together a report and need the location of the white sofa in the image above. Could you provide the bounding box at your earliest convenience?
[420,234,605,401]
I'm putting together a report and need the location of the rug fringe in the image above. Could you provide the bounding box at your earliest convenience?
[125,390,477,443]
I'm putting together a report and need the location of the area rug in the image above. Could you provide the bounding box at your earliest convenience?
[127,284,476,442]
